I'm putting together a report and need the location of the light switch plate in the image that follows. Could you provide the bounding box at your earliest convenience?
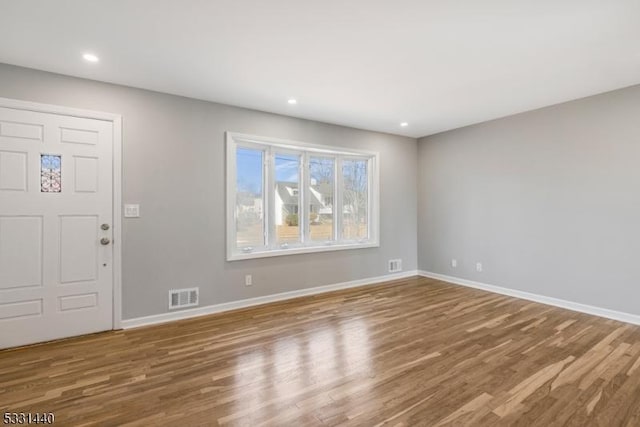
[124,204,140,218]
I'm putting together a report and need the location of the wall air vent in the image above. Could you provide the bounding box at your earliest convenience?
[169,287,199,310]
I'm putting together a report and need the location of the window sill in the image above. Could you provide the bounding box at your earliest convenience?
[227,241,380,261]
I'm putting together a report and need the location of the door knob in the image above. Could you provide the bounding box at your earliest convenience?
[101,223,110,231]
[100,237,111,245]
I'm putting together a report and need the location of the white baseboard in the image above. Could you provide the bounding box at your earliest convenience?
[418,270,640,326]
[122,270,419,329]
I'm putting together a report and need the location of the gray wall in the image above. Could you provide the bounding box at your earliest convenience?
[418,85,640,315]
[0,63,418,320]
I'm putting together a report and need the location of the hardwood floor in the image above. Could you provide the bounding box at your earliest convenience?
[2,276,640,426]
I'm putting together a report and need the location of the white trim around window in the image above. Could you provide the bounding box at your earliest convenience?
[226,132,380,261]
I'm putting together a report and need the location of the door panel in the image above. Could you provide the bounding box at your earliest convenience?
[73,156,98,192]
[59,292,98,312]
[60,215,99,283]
[0,150,28,191]
[0,299,42,320]
[60,127,99,145]
[0,106,114,349]
[0,120,43,140]
[0,216,43,289]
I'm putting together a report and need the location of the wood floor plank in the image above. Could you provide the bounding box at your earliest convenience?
[1,276,639,426]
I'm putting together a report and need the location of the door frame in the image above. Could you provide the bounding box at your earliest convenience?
[0,96,123,329]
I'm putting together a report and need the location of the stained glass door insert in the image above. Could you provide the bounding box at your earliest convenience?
[41,154,61,193]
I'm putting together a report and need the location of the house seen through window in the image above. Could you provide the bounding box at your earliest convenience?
[227,133,379,260]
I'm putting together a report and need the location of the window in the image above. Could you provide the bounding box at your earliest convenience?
[227,132,379,260]
[342,158,369,240]
[309,156,334,242]
[234,147,265,251]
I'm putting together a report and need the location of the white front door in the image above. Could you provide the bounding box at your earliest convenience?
[0,105,114,349]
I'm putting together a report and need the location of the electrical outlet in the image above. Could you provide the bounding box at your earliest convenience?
[245,274,252,286]
[476,262,483,272]
[388,259,402,273]
[451,259,457,268]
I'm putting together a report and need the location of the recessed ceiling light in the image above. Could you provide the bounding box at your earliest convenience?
[288,98,297,105]
[83,53,99,63]
[400,122,409,127]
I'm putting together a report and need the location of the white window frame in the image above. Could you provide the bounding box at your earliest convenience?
[226,132,380,261]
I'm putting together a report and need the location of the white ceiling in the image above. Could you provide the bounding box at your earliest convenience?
[1,0,639,138]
